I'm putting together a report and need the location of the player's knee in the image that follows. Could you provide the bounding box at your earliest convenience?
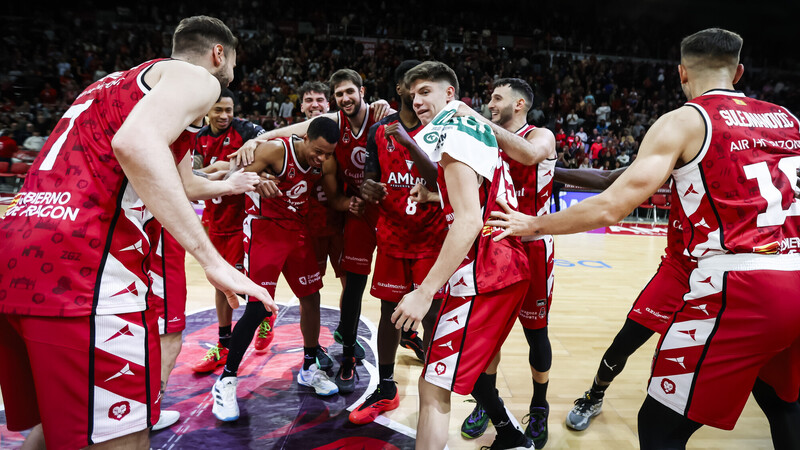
[524,327,552,372]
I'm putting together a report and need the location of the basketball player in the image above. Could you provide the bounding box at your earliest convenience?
[348,59,448,424]
[0,16,275,450]
[192,89,270,374]
[391,61,535,450]
[211,117,341,422]
[487,28,800,449]
[459,78,557,449]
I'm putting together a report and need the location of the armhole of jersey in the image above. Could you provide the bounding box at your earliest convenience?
[136,59,169,95]
[276,139,289,177]
[672,103,710,176]
[288,136,310,174]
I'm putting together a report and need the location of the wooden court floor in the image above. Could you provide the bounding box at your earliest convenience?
[0,230,775,449]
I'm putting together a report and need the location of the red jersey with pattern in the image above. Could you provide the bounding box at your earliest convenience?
[245,136,321,231]
[305,181,344,237]
[372,114,446,258]
[197,118,265,234]
[672,90,800,259]
[0,58,194,317]
[335,104,378,197]
[438,156,529,296]
[503,124,556,218]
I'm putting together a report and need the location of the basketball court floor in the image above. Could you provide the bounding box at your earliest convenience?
[0,221,776,449]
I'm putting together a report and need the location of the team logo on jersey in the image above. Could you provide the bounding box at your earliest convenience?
[665,356,687,369]
[678,329,697,340]
[405,160,414,171]
[223,137,230,146]
[289,167,296,178]
[387,137,395,152]
[660,378,676,395]
[351,147,367,170]
[108,401,131,421]
[286,181,308,199]
[423,132,439,144]
[435,362,447,376]
[343,128,351,144]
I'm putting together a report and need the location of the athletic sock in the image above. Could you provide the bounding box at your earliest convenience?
[219,325,232,349]
[342,344,355,360]
[379,363,396,396]
[221,368,237,379]
[303,347,316,370]
[471,373,513,437]
[531,379,549,409]
[590,376,609,399]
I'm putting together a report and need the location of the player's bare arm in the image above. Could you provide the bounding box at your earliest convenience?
[409,183,440,204]
[318,156,361,214]
[243,139,287,198]
[553,167,627,190]
[370,99,396,121]
[361,122,388,203]
[456,102,553,165]
[180,153,260,200]
[112,60,276,313]
[488,106,704,239]
[392,154,483,331]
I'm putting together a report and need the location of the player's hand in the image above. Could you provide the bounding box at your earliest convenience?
[360,179,387,204]
[225,169,260,195]
[349,196,365,215]
[410,183,438,204]
[204,259,278,314]
[372,99,391,121]
[229,139,258,167]
[384,122,415,149]
[256,173,282,198]
[206,170,228,181]
[454,101,480,119]
[391,289,433,332]
[486,198,537,241]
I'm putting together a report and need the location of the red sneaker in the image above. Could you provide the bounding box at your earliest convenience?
[349,386,399,424]
[192,342,229,373]
[253,314,276,351]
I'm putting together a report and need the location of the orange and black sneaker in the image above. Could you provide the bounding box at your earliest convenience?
[192,342,229,373]
[349,385,399,424]
[400,330,426,362]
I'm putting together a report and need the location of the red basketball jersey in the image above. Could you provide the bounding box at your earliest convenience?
[244,136,321,230]
[196,118,265,234]
[373,114,447,258]
[502,124,556,244]
[335,105,378,197]
[0,59,195,317]
[672,90,800,258]
[305,181,344,237]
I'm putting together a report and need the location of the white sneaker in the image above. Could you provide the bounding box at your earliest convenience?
[152,409,180,431]
[212,376,239,421]
[297,364,339,396]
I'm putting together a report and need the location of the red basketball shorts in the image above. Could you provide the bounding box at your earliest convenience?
[627,254,695,335]
[209,230,245,270]
[648,254,800,430]
[423,280,529,395]
[341,208,377,275]
[149,230,186,335]
[370,251,444,302]
[312,233,344,278]
[517,237,554,330]
[0,309,161,449]
[243,216,322,299]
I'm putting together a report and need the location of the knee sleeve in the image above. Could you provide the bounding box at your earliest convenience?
[523,327,552,373]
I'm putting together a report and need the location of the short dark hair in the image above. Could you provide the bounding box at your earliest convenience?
[217,88,236,104]
[404,61,459,97]
[394,60,422,84]
[493,78,534,112]
[680,28,742,69]
[307,117,339,144]
[329,69,362,91]
[298,81,329,100]
[172,16,238,57]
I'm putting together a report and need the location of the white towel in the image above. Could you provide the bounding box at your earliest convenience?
[414,100,498,181]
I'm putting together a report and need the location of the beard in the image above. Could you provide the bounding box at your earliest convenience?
[342,99,362,118]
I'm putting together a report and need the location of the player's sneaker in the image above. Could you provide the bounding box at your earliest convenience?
[349,385,399,424]
[253,314,276,351]
[480,429,532,449]
[297,364,339,396]
[152,410,180,431]
[316,346,333,371]
[565,391,603,431]
[211,377,239,422]
[461,402,490,438]
[400,330,426,362]
[335,356,358,394]
[192,342,229,373]
[333,329,365,361]
[523,406,549,449]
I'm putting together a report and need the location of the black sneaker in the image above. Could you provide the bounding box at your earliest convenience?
[316,346,333,371]
[523,406,549,449]
[333,329,366,361]
[335,357,358,394]
[400,330,426,362]
[480,428,532,449]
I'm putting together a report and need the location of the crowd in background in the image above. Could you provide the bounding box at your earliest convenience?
[1,0,797,170]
